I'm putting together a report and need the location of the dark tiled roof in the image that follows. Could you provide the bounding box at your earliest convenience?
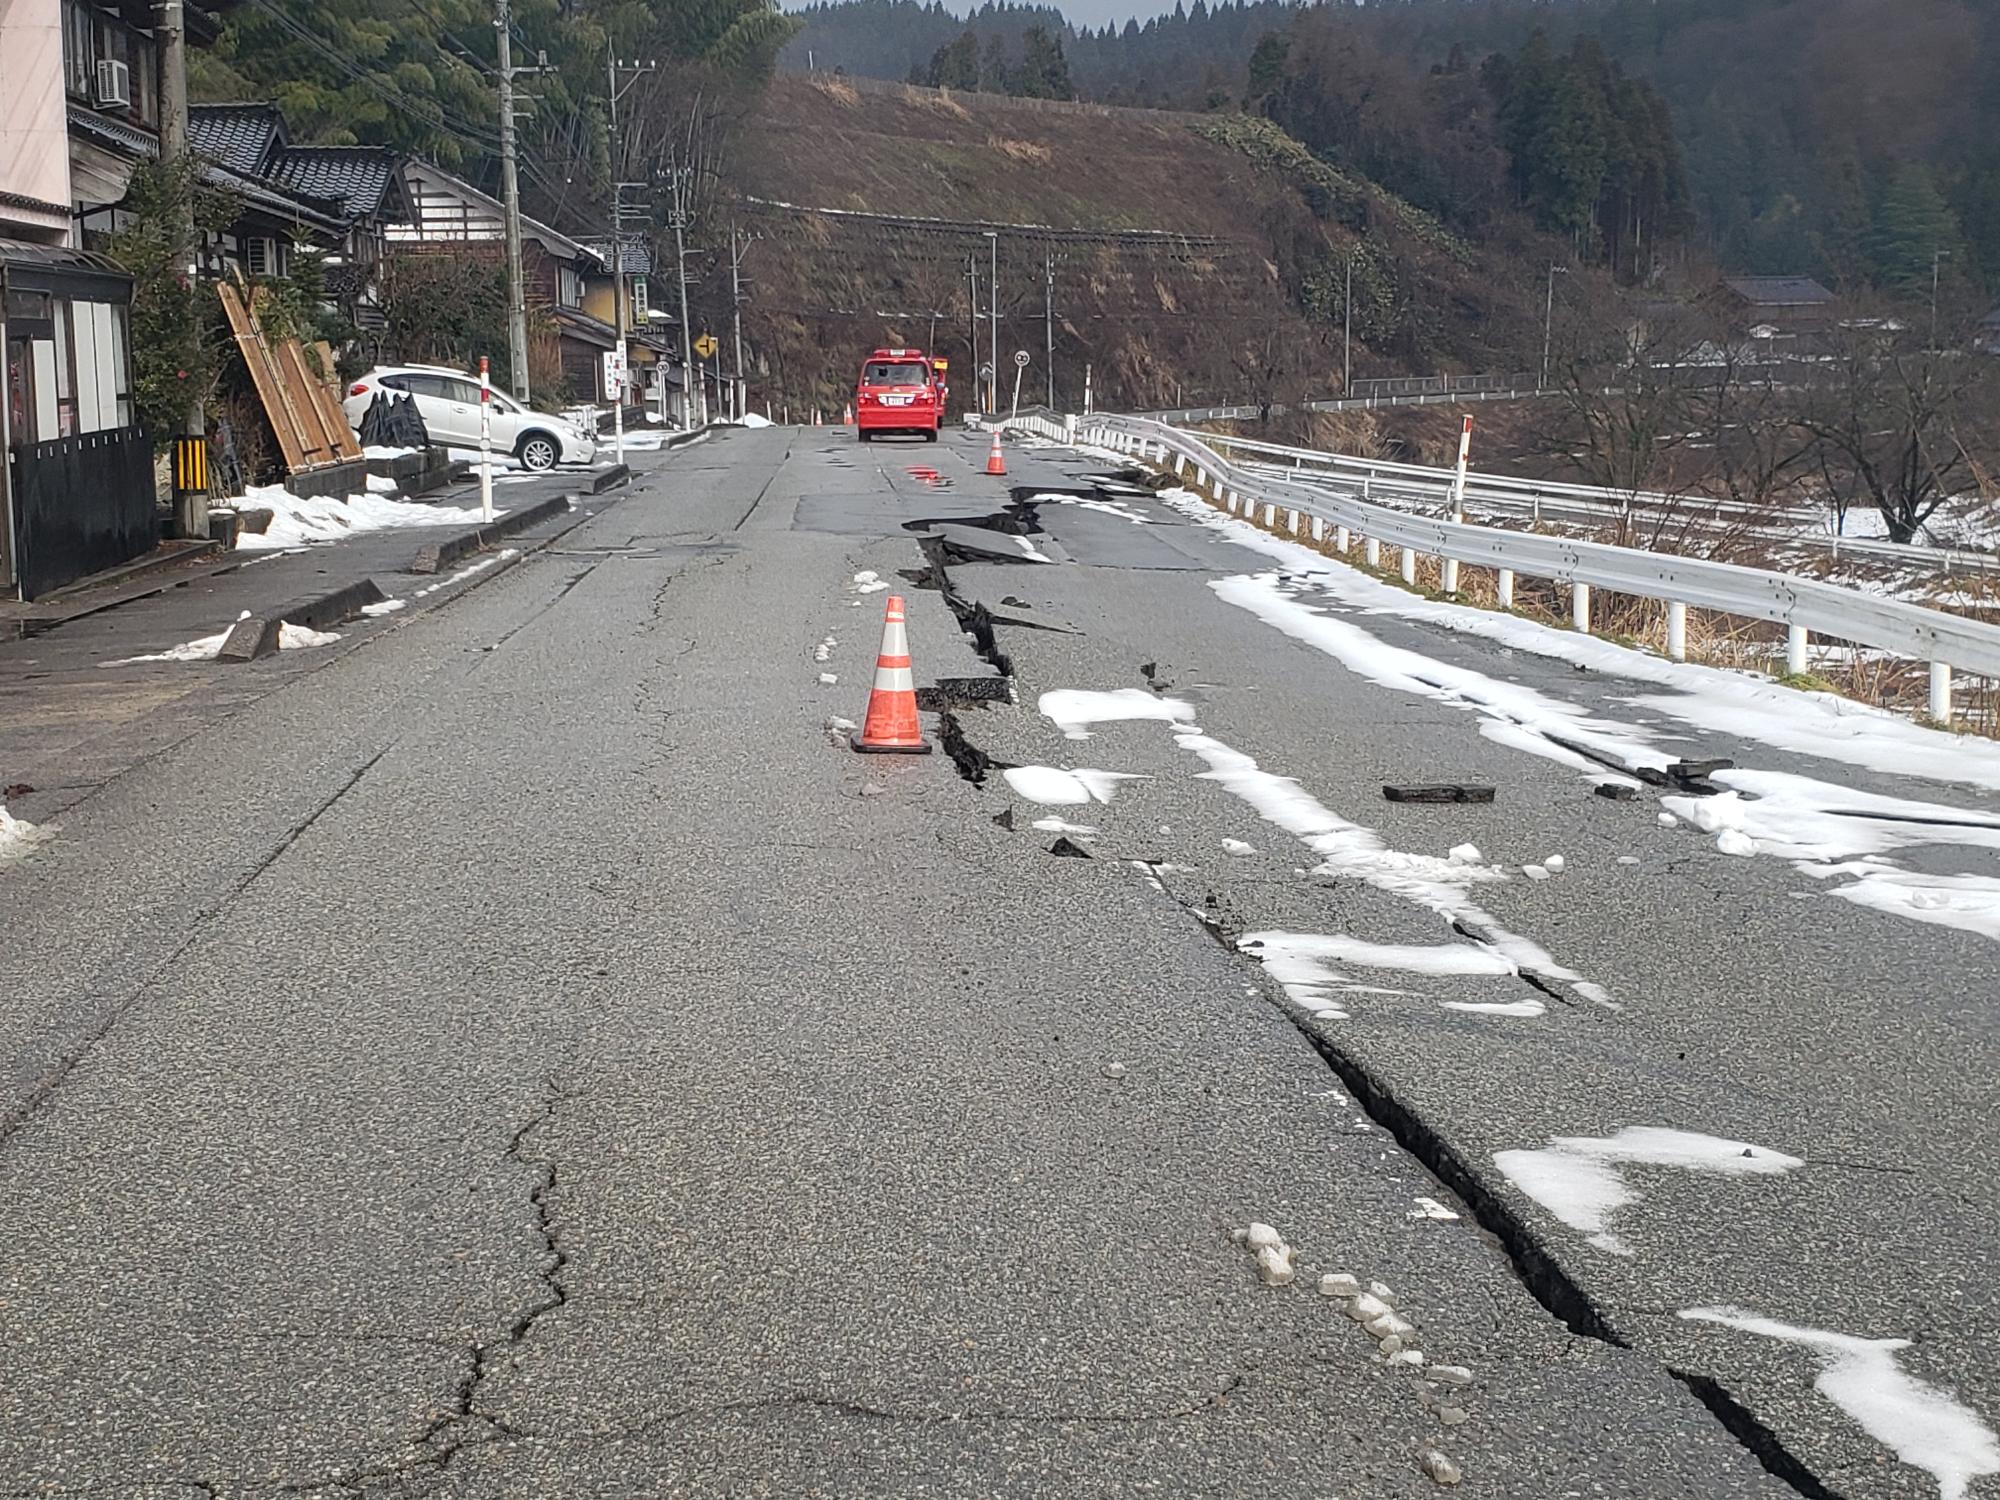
[1724,276,1835,306]
[273,146,401,221]
[188,102,285,176]
[578,234,653,275]
[69,102,159,158]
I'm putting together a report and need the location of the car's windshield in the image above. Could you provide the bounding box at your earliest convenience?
[864,362,929,386]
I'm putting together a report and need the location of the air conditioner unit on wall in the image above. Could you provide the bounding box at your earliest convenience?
[94,59,131,110]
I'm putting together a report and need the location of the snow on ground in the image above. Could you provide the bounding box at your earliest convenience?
[1002,766,1142,805]
[1495,1128,1805,1257]
[1160,487,2000,793]
[238,484,493,552]
[851,571,891,595]
[1020,684,1615,1010]
[742,412,773,428]
[1031,492,1152,525]
[1239,931,1521,1022]
[360,598,408,617]
[361,445,419,460]
[1031,816,1100,835]
[1660,769,2000,942]
[1040,688,1195,740]
[1680,1307,1999,1500]
[1,805,54,864]
[1011,534,1056,563]
[103,610,341,665]
[365,473,400,495]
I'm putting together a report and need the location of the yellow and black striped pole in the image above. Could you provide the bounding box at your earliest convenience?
[172,435,210,499]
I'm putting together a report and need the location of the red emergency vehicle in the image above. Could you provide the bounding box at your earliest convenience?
[855,348,945,442]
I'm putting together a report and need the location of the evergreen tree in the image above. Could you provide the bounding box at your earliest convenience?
[1869,165,1963,293]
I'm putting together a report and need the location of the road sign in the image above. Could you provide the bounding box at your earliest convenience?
[694,333,718,360]
[1013,349,1030,368]
[602,350,626,398]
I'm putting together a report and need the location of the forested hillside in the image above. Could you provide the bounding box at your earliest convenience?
[782,0,2000,296]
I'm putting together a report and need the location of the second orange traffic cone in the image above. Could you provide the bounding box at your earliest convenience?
[852,595,930,754]
[985,429,1007,476]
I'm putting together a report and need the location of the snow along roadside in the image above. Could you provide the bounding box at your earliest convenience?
[1157,485,2000,793]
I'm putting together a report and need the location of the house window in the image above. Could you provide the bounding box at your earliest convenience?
[631,276,648,321]
[244,237,288,279]
[130,32,158,127]
[558,263,583,308]
[62,0,93,97]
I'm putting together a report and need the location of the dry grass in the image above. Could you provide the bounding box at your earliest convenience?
[809,75,860,108]
[987,135,1053,164]
[1169,467,2000,741]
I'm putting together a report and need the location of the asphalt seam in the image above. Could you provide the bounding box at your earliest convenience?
[0,747,387,1152]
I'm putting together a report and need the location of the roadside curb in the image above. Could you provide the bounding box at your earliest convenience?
[411,494,574,575]
[218,578,388,662]
[590,464,632,494]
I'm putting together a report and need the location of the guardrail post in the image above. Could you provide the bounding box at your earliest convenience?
[1572,583,1591,633]
[1441,558,1460,595]
[1401,548,1418,586]
[1667,601,1687,661]
[1786,624,1809,677]
[1365,538,1381,568]
[1497,568,1515,608]
[1930,663,1953,724]
[1336,526,1350,554]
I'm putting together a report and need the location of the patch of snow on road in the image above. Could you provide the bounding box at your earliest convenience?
[365,473,400,494]
[1161,487,2000,791]
[1176,728,1610,1004]
[278,622,341,649]
[1003,765,1141,805]
[1032,817,1100,835]
[1239,931,1530,1021]
[1221,837,1258,856]
[360,598,408,617]
[1661,769,2000,942]
[1039,687,1196,740]
[1011,534,1055,563]
[1210,571,1670,782]
[1409,1197,1461,1222]
[237,484,492,551]
[413,549,518,598]
[1,805,55,864]
[852,571,891,594]
[1034,493,1152,525]
[1680,1307,1999,1500]
[1495,1127,1805,1256]
[1443,998,1547,1017]
[742,412,773,428]
[104,613,247,664]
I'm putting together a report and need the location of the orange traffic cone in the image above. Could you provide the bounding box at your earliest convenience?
[843,402,855,424]
[853,595,931,755]
[985,429,1007,476]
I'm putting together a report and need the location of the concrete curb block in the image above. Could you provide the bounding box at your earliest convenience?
[217,578,388,662]
[410,493,574,575]
[590,464,632,494]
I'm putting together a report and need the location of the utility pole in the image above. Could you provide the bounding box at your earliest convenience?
[605,48,656,456]
[495,0,532,401]
[667,178,695,430]
[985,230,999,416]
[729,223,753,422]
[158,0,205,537]
[1541,262,1568,391]
[967,257,980,382]
[1044,248,1055,408]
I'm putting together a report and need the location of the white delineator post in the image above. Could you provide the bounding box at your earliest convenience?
[1365,537,1381,568]
[1667,601,1688,661]
[1572,582,1591,633]
[1400,548,1417,586]
[1443,415,1471,595]
[478,356,494,523]
[1497,568,1515,608]
[1786,624,1809,677]
[1930,662,1953,724]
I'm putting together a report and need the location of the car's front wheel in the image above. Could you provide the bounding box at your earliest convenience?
[517,432,561,472]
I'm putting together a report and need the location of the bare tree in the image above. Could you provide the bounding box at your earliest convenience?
[1796,305,1997,543]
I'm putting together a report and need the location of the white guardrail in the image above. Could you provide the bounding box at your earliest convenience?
[1000,410,2000,721]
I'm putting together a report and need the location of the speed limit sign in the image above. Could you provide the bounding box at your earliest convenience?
[1013,349,1030,368]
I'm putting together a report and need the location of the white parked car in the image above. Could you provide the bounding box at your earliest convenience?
[343,365,598,472]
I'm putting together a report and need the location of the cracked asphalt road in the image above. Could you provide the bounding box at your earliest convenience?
[0,424,1960,1497]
